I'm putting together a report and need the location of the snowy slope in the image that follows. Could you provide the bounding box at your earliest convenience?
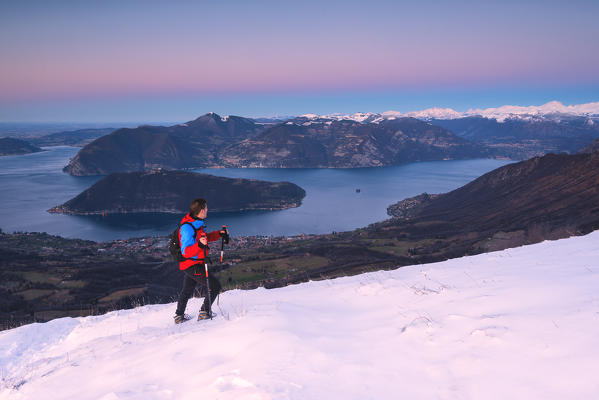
[2,232,599,399]
[300,100,599,123]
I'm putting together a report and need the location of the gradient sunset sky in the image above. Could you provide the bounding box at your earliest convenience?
[1,0,598,122]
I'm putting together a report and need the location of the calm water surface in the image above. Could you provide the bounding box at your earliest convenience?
[0,147,510,241]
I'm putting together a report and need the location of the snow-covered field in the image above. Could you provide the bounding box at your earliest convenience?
[2,232,599,400]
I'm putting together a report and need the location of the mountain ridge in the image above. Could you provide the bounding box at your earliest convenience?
[579,138,599,154]
[219,116,488,168]
[430,116,599,159]
[384,151,599,250]
[64,101,599,176]
[63,114,267,175]
[64,113,489,174]
[303,100,599,123]
[30,128,115,147]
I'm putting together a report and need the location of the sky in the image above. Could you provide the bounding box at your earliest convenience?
[1,0,598,122]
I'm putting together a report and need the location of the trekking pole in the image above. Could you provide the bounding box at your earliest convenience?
[220,225,228,263]
[204,261,212,320]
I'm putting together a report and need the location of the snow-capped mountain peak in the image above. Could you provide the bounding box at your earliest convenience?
[401,107,464,120]
[462,100,599,122]
[297,101,599,124]
[298,112,380,123]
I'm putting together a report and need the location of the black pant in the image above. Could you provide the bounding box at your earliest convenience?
[175,264,222,316]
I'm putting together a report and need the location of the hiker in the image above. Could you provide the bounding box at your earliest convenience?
[174,198,229,323]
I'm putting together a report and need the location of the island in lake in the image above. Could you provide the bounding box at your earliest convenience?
[48,170,306,215]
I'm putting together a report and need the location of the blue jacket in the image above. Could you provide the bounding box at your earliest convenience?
[178,213,221,270]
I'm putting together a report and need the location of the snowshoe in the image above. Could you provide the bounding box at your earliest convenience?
[174,314,192,324]
[197,310,216,320]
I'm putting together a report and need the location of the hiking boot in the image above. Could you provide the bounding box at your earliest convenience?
[197,310,215,320]
[174,314,192,324]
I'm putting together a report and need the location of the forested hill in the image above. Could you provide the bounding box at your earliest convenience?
[385,151,599,250]
[63,113,267,175]
[49,170,306,215]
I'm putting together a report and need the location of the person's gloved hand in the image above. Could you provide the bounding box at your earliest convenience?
[198,236,208,249]
[219,228,230,244]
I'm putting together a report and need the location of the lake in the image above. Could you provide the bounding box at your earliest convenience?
[0,146,511,241]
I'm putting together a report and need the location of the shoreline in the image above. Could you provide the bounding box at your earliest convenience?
[47,203,303,215]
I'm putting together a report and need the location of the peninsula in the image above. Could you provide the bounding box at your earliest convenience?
[0,137,43,156]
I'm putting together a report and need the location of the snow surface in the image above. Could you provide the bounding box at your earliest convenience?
[400,107,465,120]
[301,100,599,124]
[2,232,599,399]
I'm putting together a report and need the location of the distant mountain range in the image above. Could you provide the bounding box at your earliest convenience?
[0,137,43,156]
[1,128,116,154]
[30,128,115,147]
[220,116,488,168]
[430,116,599,159]
[306,100,599,123]
[298,101,599,159]
[64,113,488,175]
[49,170,306,215]
[61,101,599,175]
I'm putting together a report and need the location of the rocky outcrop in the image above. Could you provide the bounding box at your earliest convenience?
[0,138,43,156]
[49,170,306,215]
